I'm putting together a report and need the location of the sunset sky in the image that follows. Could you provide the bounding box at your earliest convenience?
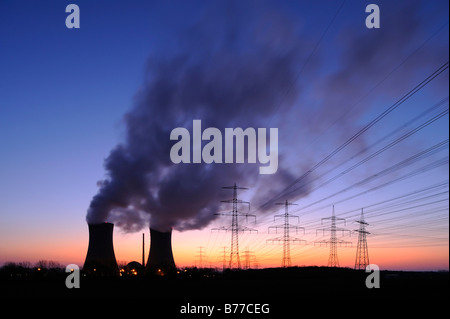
[0,0,448,271]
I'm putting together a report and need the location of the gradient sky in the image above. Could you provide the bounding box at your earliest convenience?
[0,0,448,271]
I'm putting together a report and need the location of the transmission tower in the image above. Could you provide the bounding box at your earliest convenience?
[354,209,370,270]
[212,184,257,269]
[242,247,255,270]
[315,206,351,267]
[194,246,207,268]
[267,200,306,268]
[220,246,228,271]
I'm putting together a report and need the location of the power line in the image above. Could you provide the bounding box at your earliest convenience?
[283,106,448,201]
[256,61,449,211]
[296,140,449,212]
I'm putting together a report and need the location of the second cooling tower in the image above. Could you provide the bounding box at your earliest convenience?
[146,228,176,275]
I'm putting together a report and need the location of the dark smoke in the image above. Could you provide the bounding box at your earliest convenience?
[86,3,313,232]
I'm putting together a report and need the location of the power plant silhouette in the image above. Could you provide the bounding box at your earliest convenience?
[83,223,119,275]
[146,228,176,275]
[83,223,176,275]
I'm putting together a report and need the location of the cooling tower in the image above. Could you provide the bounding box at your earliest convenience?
[83,222,119,276]
[146,228,176,275]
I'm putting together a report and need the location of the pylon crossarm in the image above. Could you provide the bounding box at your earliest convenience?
[354,229,370,234]
[317,227,351,236]
[314,241,329,247]
[322,216,346,223]
[214,212,233,217]
[241,226,258,233]
[268,237,306,244]
[275,201,298,207]
[221,199,249,204]
[291,238,307,245]
[242,213,256,223]
[273,214,284,222]
[291,226,305,234]
[338,228,352,236]
[267,237,284,244]
[313,240,351,247]
[222,185,248,190]
[268,225,284,233]
[273,213,299,222]
[336,240,352,247]
[221,199,250,211]
[211,226,231,233]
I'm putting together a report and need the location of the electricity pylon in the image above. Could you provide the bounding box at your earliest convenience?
[220,246,228,271]
[195,246,207,268]
[212,184,257,269]
[354,209,370,270]
[315,206,351,267]
[267,200,306,268]
[242,247,255,270]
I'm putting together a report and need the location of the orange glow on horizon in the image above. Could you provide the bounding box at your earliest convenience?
[1,227,447,272]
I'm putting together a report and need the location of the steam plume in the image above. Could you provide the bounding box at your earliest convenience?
[86,4,310,232]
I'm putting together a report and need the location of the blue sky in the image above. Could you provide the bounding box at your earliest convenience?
[0,0,448,270]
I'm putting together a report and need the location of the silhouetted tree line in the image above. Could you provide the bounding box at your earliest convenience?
[0,260,65,278]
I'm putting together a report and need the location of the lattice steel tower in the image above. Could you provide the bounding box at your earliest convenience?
[354,209,370,270]
[195,246,207,269]
[267,200,306,267]
[212,184,256,269]
[315,206,351,267]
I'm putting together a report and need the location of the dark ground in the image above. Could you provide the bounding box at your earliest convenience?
[1,267,448,315]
